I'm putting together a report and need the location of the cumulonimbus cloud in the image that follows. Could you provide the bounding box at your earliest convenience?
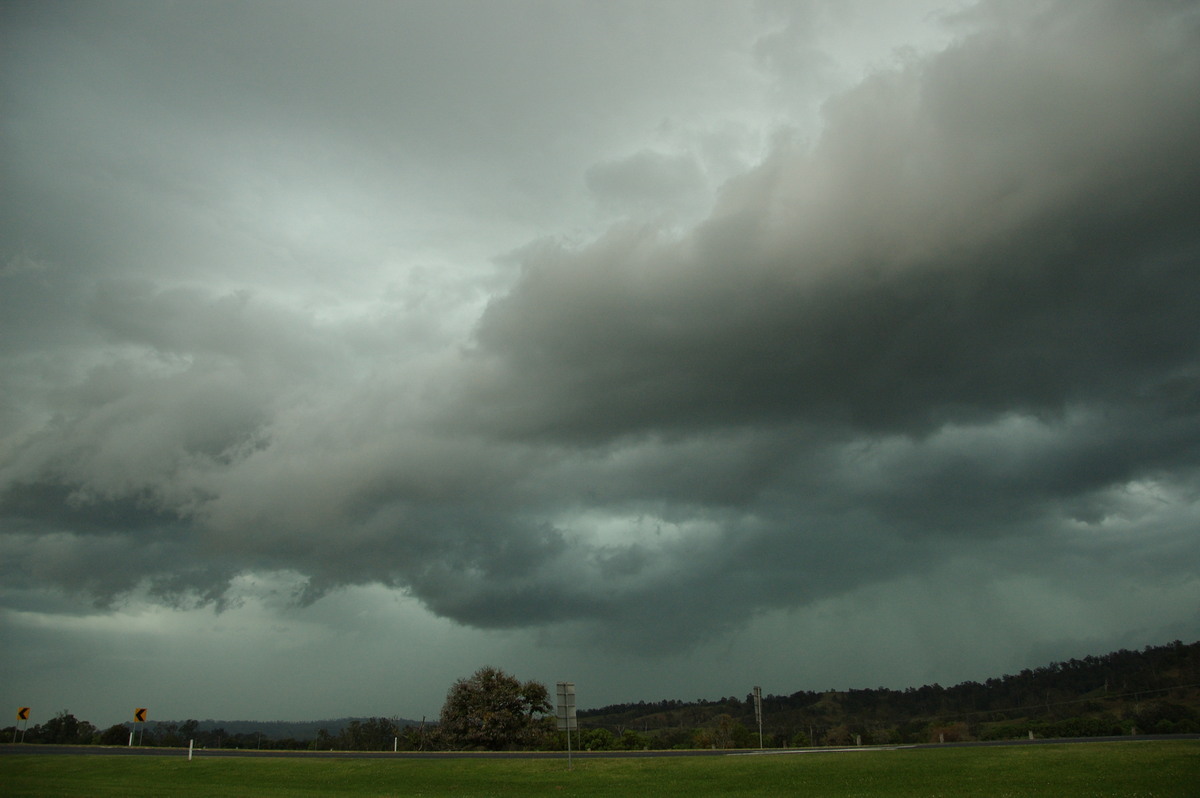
[2,1,1198,652]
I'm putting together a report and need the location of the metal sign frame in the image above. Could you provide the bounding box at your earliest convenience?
[556,682,577,769]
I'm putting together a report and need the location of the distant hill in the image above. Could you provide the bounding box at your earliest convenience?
[579,639,1200,746]
[151,716,423,742]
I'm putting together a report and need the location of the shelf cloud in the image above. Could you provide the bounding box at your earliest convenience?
[2,0,1198,723]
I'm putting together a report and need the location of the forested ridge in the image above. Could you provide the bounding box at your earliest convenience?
[580,639,1200,747]
[6,640,1197,750]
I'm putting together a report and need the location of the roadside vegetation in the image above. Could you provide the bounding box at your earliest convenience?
[6,640,1198,752]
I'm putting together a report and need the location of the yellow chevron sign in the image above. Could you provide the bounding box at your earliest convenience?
[17,707,30,721]
[134,708,147,723]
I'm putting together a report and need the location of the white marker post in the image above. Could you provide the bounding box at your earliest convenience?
[189,739,194,761]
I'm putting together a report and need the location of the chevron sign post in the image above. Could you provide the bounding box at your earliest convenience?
[13,708,31,743]
[133,708,148,746]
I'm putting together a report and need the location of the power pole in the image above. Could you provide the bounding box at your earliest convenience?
[753,687,763,749]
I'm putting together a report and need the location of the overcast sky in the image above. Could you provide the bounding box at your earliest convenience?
[3,0,1200,730]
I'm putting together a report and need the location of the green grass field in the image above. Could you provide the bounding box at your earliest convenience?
[1,741,1196,797]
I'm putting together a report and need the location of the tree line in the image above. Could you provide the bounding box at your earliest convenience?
[4,714,429,751]
[7,640,1198,751]
[580,639,1200,747]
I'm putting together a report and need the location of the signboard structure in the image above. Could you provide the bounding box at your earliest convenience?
[133,708,148,746]
[556,682,577,769]
[13,707,31,743]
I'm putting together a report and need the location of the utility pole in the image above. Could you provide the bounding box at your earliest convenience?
[753,687,763,749]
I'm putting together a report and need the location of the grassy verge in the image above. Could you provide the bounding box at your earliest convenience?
[1,741,1196,797]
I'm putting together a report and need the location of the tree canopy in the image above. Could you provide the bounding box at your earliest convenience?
[438,666,551,750]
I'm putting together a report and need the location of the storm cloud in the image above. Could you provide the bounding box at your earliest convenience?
[2,0,1199,723]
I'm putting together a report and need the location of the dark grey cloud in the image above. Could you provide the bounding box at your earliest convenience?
[474,2,1200,440]
[451,0,1200,640]
[2,0,1199,724]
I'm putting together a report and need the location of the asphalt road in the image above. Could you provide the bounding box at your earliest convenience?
[1,743,721,760]
[2,735,1196,760]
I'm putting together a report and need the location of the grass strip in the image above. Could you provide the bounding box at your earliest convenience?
[1,740,1196,797]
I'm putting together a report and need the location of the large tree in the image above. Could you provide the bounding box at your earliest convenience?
[28,711,97,745]
[438,666,551,750]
